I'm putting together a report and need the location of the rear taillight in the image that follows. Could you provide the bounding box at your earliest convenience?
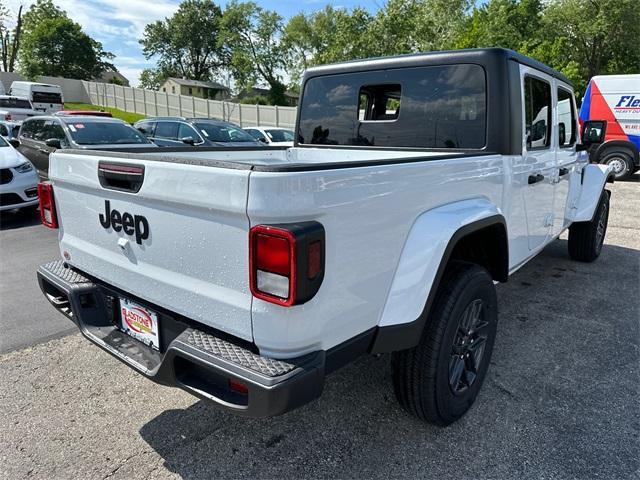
[249,222,325,307]
[37,181,58,228]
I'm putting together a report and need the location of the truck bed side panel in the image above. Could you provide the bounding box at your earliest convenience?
[248,153,504,357]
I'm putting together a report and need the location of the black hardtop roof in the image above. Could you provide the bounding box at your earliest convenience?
[303,47,571,86]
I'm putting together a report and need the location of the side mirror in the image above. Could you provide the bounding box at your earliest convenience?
[45,138,62,149]
[579,120,606,148]
[136,127,148,135]
[8,138,20,148]
[180,136,195,145]
[258,137,268,143]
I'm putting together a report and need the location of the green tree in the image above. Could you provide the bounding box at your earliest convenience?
[455,0,543,52]
[140,0,225,85]
[0,2,22,72]
[221,1,289,105]
[284,1,470,81]
[283,6,376,81]
[19,1,114,80]
[372,0,471,55]
[138,67,173,90]
[20,0,65,35]
[534,0,640,95]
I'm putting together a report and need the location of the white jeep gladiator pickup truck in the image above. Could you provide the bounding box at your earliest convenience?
[37,48,613,425]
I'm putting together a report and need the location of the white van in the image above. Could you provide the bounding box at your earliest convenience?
[10,81,63,113]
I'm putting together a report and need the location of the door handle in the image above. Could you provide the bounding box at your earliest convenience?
[528,173,544,184]
[38,148,49,154]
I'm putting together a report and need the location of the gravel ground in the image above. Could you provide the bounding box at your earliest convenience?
[0,177,638,480]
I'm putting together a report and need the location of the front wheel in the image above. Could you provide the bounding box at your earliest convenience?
[391,262,498,425]
[568,191,610,262]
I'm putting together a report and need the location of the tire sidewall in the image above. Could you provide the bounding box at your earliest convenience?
[433,269,498,422]
[594,191,610,256]
[601,151,632,180]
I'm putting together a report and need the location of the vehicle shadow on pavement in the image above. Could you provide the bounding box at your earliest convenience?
[139,240,639,480]
[0,208,41,230]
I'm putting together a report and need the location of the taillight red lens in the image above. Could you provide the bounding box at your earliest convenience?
[37,181,58,229]
[249,222,325,307]
[255,234,291,276]
[250,226,296,306]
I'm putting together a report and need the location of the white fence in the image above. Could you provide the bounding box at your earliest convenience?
[82,81,297,128]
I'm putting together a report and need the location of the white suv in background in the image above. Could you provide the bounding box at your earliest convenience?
[244,126,295,146]
[0,136,39,212]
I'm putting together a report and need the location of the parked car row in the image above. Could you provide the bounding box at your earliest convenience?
[132,117,294,147]
[134,117,262,147]
[0,109,294,212]
[16,116,156,178]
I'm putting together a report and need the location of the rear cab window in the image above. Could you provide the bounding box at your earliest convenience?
[32,92,63,104]
[298,64,487,149]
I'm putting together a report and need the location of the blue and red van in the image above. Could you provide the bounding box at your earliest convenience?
[579,74,640,179]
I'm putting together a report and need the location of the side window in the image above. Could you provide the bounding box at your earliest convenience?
[524,76,552,149]
[358,84,401,121]
[557,88,576,147]
[246,129,266,141]
[48,122,69,147]
[154,122,179,140]
[136,121,154,136]
[20,120,41,139]
[178,123,199,141]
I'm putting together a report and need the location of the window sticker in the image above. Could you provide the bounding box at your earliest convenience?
[68,125,77,132]
[75,124,85,129]
[201,129,209,137]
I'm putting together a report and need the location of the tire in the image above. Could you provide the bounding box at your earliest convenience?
[601,150,634,180]
[391,261,498,426]
[568,190,610,262]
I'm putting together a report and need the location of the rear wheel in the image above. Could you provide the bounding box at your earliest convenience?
[391,262,497,425]
[601,150,633,180]
[568,191,610,262]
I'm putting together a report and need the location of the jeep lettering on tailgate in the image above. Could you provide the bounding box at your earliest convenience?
[99,200,149,244]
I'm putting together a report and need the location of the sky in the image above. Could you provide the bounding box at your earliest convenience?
[4,0,380,86]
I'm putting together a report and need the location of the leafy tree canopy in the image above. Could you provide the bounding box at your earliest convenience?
[221,1,289,105]
[140,0,224,86]
[19,0,113,80]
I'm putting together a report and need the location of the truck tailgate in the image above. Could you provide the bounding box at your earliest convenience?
[50,152,253,341]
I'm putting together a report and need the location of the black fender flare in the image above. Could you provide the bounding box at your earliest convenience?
[369,215,508,354]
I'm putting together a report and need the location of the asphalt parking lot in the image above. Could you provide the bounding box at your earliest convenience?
[0,177,638,480]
